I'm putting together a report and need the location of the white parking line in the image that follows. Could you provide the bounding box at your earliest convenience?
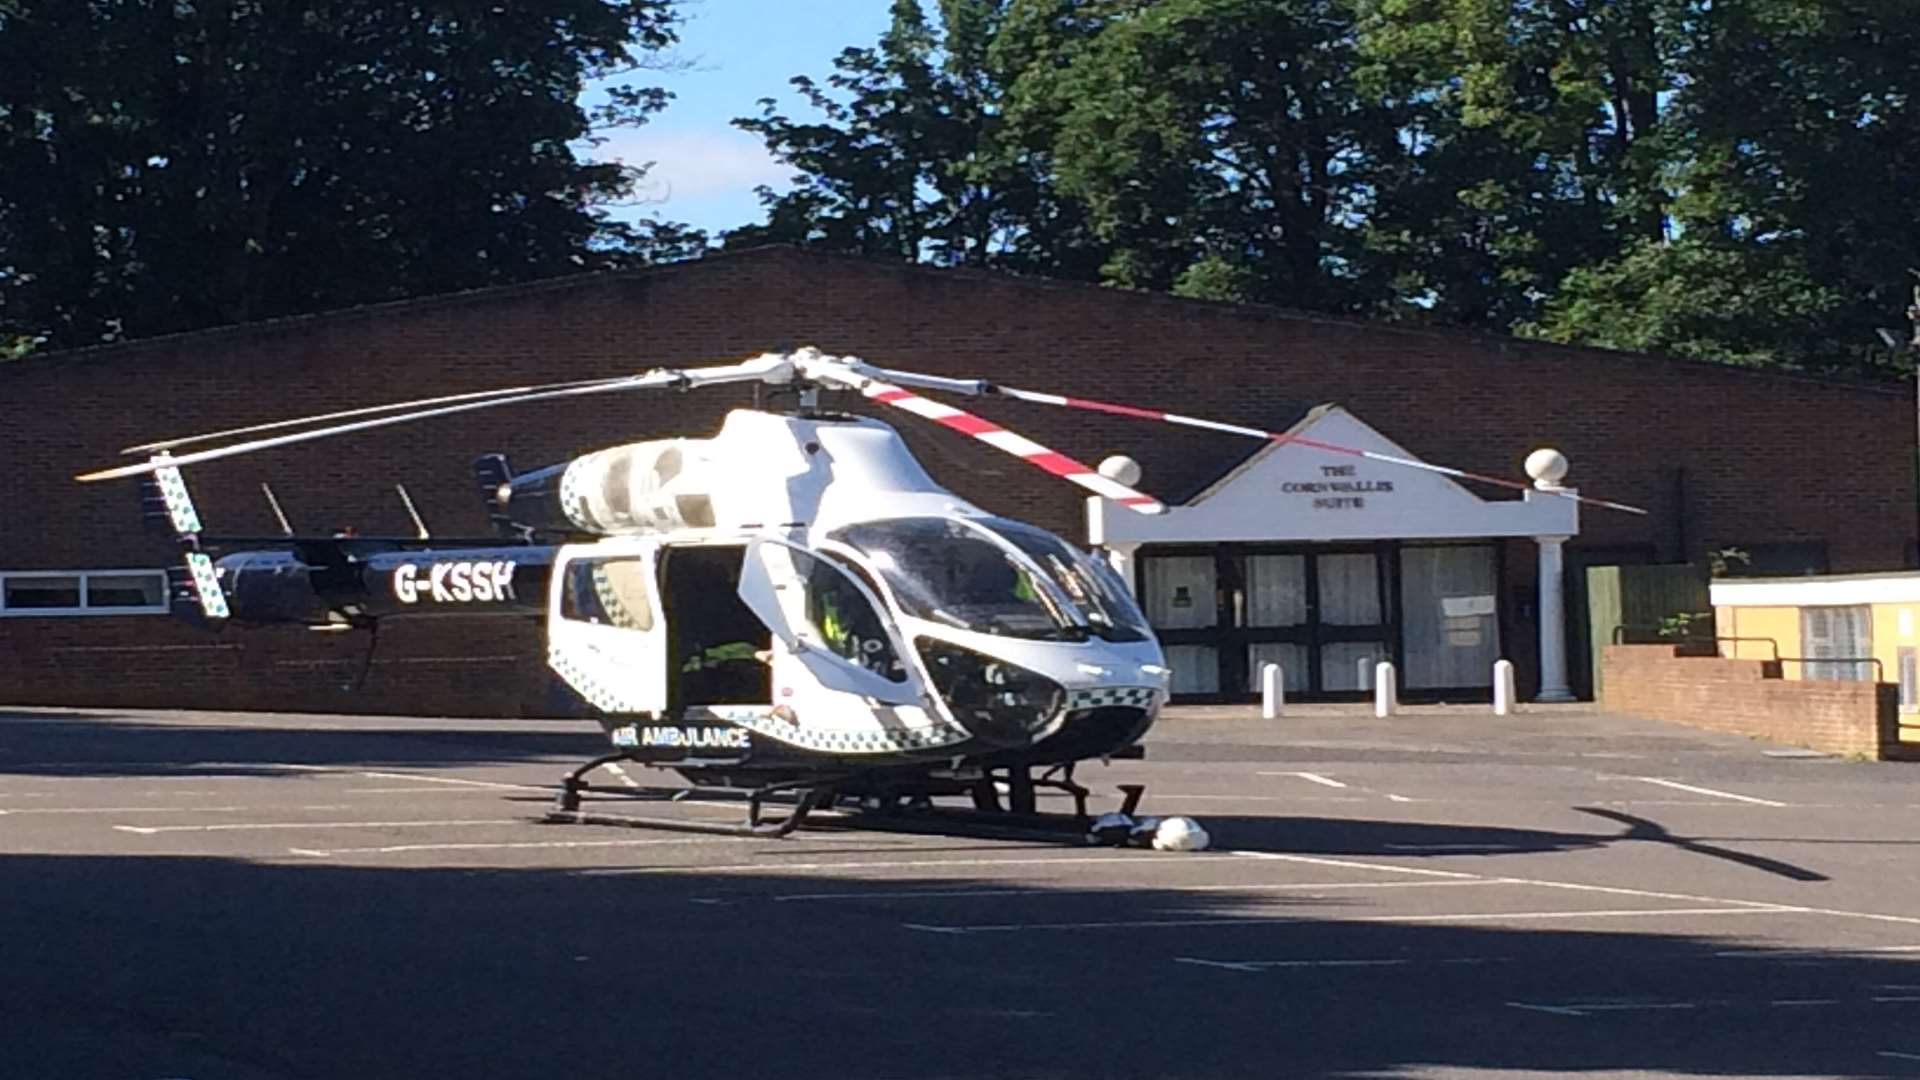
[1881,1050,1920,1063]
[1257,772,1416,803]
[1159,794,1366,803]
[588,854,1199,876]
[10,804,348,816]
[344,786,511,794]
[116,818,523,835]
[1507,1002,1587,1017]
[1627,777,1786,807]
[1177,957,1411,972]
[351,769,549,792]
[1270,772,1348,789]
[773,879,1501,903]
[1507,1000,1698,1017]
[1233,850,1920,929]
[1718,946,1920,957]
[278,765,549,792]
[289,837,742,857]
[1516,1000,1920,1020]
[901,906,1782,935]
[1229,851,1483,879]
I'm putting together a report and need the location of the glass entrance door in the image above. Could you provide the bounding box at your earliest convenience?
[1140,547,1395,700]
[1141,554,1221,695]
[1242,554,1309,697]
[1311,552,1389,693]
[1400,545,1500,689]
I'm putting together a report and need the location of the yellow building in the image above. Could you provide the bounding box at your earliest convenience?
[1711,573,1920,743]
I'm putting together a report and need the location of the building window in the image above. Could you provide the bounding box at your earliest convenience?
[1901,647,1918,713]
[0,570,169,616]
[1800,605,1871,681]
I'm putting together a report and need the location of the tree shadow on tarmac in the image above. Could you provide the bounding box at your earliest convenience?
[0,709,601,778]
[3,848,1915,1080]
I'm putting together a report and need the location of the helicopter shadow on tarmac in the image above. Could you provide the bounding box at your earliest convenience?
[0,708,604,779]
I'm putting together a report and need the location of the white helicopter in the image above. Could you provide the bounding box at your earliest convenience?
[80,348,1640,844]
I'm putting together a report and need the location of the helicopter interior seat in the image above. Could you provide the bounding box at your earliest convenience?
[660,545,771,708]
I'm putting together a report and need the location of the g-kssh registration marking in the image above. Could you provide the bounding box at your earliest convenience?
[393,560,518,604]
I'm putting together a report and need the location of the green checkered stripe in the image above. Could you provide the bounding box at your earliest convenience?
[558,461,591,528]
[731,715,969,755]
[1067,686,1160,710]
[591,565,646,629]
[687,703,967,755]
[549,645,652,714]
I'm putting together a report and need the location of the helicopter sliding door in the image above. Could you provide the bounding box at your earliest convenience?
[547,542,669,714]
[737,538,926,707]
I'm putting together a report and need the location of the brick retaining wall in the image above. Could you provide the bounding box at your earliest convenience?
[1600,644,1900,759]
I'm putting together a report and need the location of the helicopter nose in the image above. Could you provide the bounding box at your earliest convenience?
[916,640,1066,748]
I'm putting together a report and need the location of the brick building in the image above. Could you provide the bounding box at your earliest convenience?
[1,246,1912,714]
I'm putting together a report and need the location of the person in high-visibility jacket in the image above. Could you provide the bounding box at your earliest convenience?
[680,640,768,672]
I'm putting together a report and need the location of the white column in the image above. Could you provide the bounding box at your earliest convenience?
[1535,535,1574,702]
[1104,542,1141,597]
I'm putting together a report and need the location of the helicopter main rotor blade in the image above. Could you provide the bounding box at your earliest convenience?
[988,384,1648,516]
[831,358,1644,517]
[802,362,1165,514]
[120,375,638,456]
[77,353,794,483]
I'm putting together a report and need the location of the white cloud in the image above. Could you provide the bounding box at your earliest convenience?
[581,126,795,203]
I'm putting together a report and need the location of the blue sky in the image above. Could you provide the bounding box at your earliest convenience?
[580,1,897,239]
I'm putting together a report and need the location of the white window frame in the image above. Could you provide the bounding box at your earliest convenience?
[0,569,171,617]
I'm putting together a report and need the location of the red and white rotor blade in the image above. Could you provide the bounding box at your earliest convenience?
[992,385,1647,516]
[813,369,1165,514]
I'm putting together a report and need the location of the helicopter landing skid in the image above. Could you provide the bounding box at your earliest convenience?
[544,754,836,839]
[542,756,1187,848]
[819,766,1146,846]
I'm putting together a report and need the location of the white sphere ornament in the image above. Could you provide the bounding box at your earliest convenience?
[1525,447,1570,489]
[1098,454,1143,487]
[1151,816,1211,852]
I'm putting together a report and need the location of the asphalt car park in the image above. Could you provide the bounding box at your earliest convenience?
[4,704,1919,1080]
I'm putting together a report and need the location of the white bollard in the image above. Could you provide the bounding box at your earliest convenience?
[1260,663,1285,719]
[1373,661,1397,717]
[1358,656,1373,690]
[1492,659,1516,716]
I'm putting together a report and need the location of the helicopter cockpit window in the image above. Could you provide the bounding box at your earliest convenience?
[560,557,655,631]
[974,516,1152,643]
[827,518,1091,642]
[761,547,908,683]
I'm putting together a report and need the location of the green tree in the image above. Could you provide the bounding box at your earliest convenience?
[0,0,690,354]
[1347,0,1702,332]
[1529,0,1920,375]
[727,0,1107,278]
[1014,0,1407,312]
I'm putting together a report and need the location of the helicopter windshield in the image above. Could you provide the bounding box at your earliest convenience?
[826,517,1150,643]
[974,516,1153,643]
